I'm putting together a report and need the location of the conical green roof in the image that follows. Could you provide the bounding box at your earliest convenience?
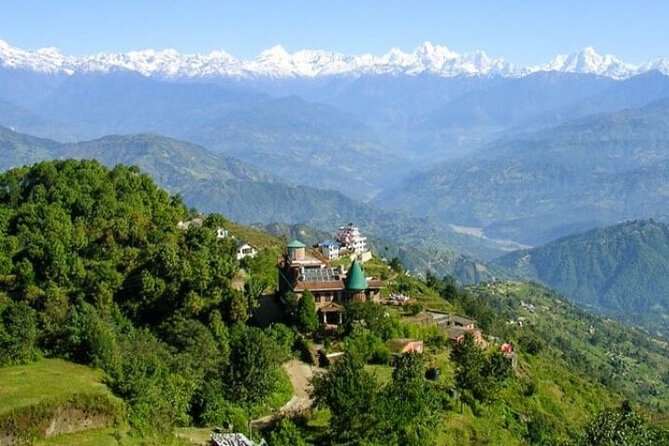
[345,259,368,291]
[287,240,306,248]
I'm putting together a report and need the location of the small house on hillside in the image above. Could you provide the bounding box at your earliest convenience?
[446,326,484,345]
[443,314,476,330]
[236,242,257,261]
[424,311,484,345]
[318,240,341,260]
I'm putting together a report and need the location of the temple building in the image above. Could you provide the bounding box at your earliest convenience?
[278,240,383,327]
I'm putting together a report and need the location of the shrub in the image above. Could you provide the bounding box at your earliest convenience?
[0,301,39,366]
[268,418,308,446]
[407,302,424,315]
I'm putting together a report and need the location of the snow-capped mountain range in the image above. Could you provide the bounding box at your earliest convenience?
[0,39,666,80]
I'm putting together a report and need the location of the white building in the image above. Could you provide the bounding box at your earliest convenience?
[236,242,257,261]
[335,224,368,256]
[318,240,341,260]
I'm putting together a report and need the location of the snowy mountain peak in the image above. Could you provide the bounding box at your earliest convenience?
[539,47,637,79]
[258,44,289,59]
[0,40,662,80]
[638,57,669,76]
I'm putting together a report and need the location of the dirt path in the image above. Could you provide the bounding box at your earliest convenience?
[254,359,320,425]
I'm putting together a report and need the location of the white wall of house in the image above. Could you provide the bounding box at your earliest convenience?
[236,243,257,260]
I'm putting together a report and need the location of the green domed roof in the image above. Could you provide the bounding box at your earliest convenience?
[287,240,306,249]
[345,259,368,291]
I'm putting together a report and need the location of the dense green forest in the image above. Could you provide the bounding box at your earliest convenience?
[1,160,668,445]
[0,160,295,443]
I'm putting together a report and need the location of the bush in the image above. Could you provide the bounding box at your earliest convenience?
[65,302,120,373]
[370,345,392,365]
[199,397,249,435]
[525,411,555,446]
[268,418,308,446]
[519,334,544,355]
[295,336,315,364]
[407,302,424,315]
[268,323,295,363]
[345,330,387,363]
[0,301,39,366]
[523,380,538,397]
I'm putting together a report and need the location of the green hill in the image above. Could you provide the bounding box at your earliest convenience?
[296,277,669,445]
[495,219,669,335]
[0,159,293,444]
[420,279,669,444]
[467,281,669,412]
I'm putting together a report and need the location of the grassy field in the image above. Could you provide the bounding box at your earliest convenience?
[37,426,192,446]
[0,358,115,415]
[0,359,127,445]
[175,427,213,445]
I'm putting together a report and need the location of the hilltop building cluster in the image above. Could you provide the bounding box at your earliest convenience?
[278,239,383,327]
[317,223,372,262]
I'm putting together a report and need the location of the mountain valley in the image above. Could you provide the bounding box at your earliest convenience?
[3,27,669,445]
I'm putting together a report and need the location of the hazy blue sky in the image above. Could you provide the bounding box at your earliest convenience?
[2,1,668,64]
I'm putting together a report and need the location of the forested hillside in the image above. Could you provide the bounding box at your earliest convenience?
[0,160,294,443]
[495,220,669,335]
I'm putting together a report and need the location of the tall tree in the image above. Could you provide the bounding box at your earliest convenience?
[450,332,489,411]
[223,326,280,433]
[296,290,318,333]
[375,352,440,445]
[310,353,378,443]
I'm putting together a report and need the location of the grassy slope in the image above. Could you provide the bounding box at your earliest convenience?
[225,220,285,250]
[0,358,117,415]
[487,282,669,412]
[0,359,128,445]
[9,359,290,446]
[344,279,668,445]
